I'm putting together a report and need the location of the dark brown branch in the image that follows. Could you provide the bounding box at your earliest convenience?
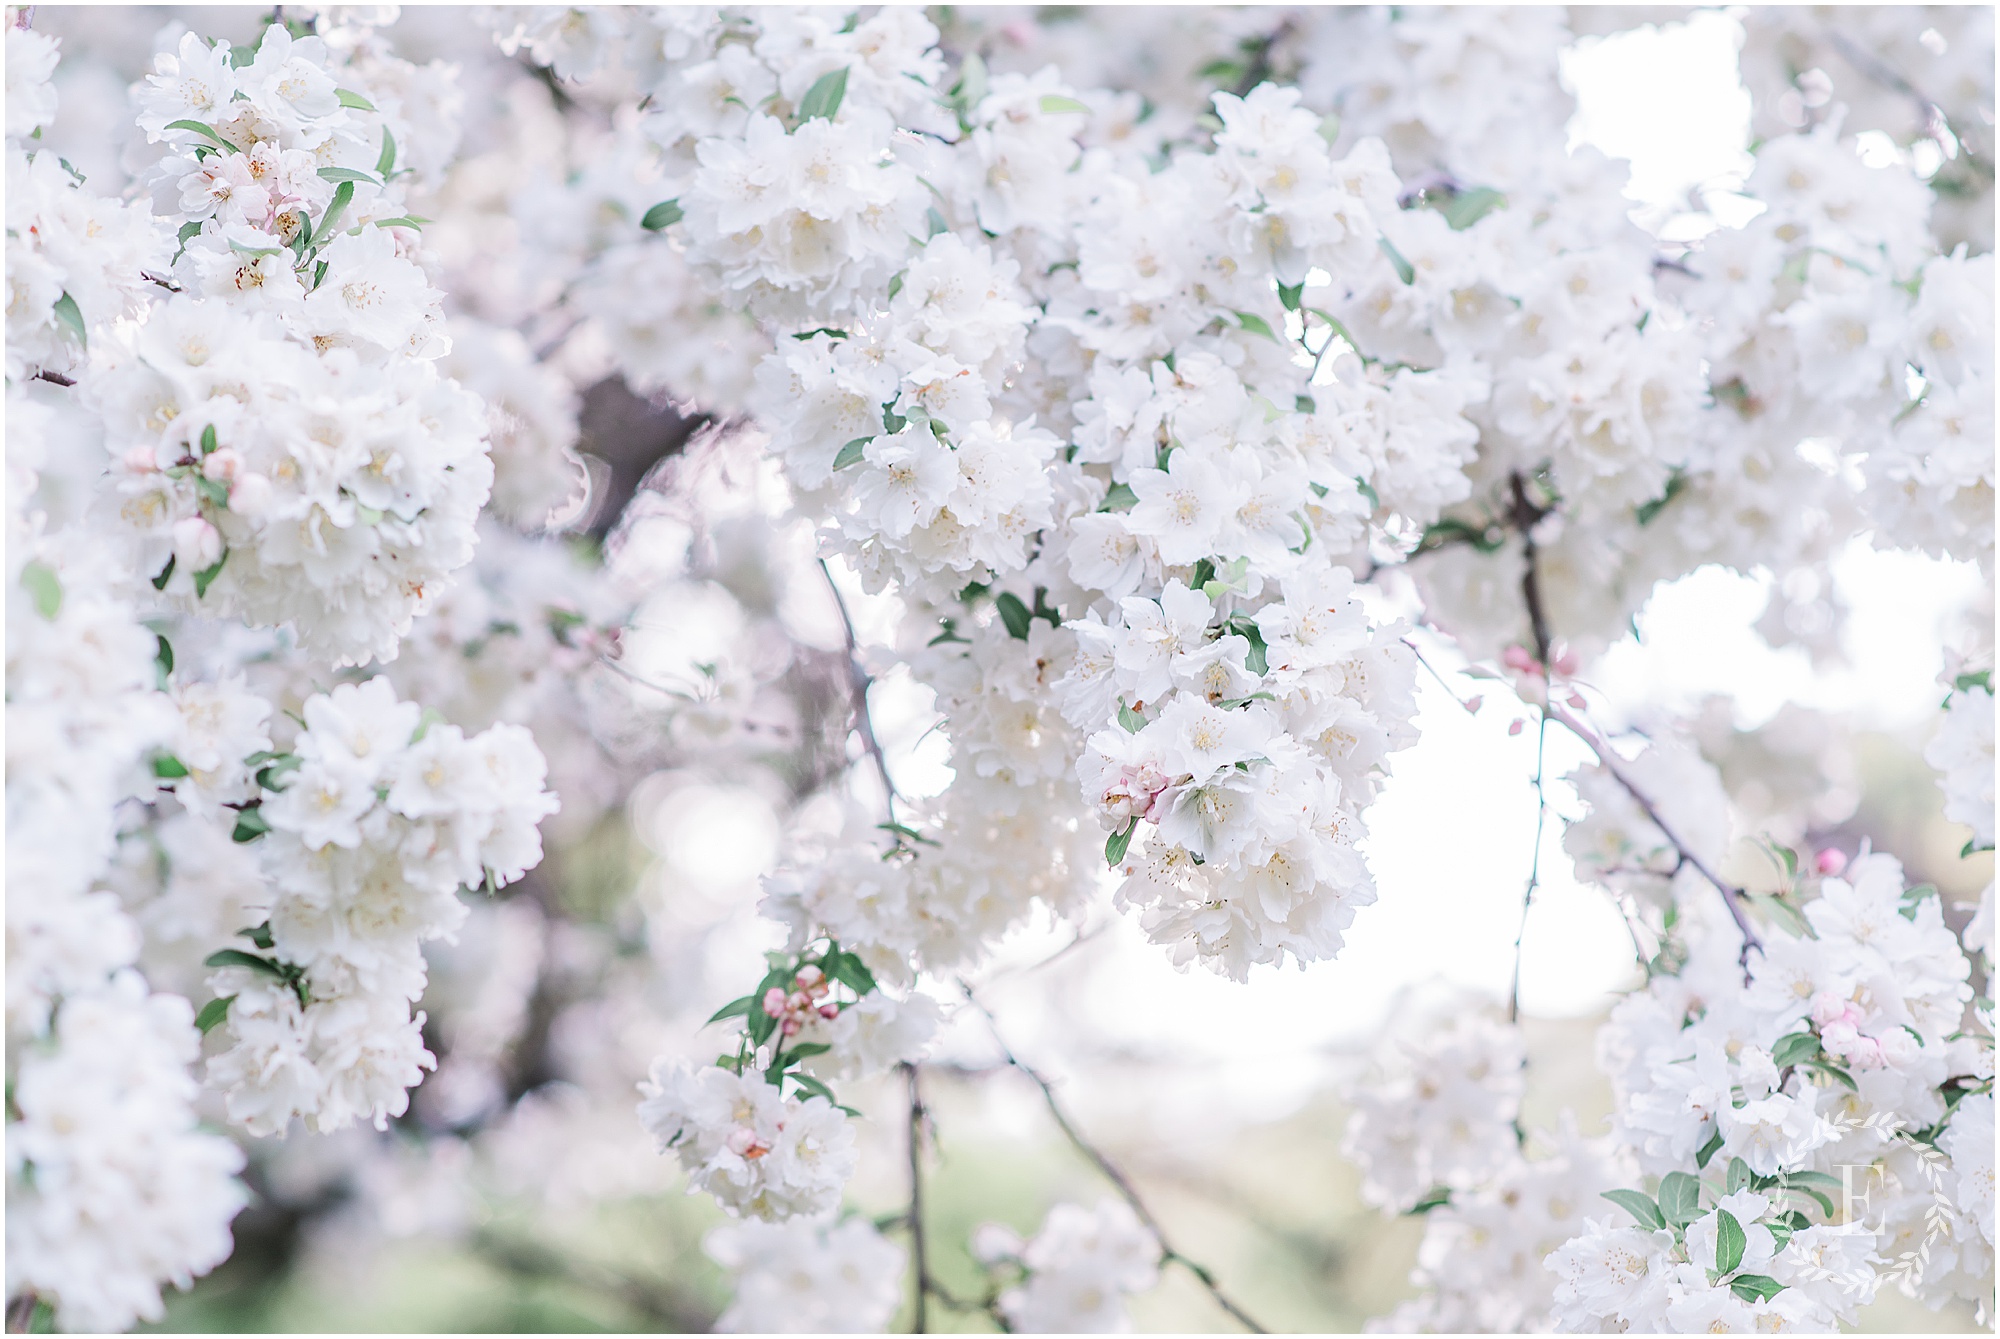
[958,986,1269,1334]
[903,1062,932,1333]
[1507,471,1553,668]
[33,370,74,388]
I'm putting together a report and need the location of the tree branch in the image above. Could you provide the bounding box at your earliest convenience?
[903,1061,932,1334]
[820,557,900,825]
[1508,707,1551,1024]
[957,985,1269,1334]
[1545,698,1763,974]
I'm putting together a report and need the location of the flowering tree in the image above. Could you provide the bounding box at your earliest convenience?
[5,4,1991,1333]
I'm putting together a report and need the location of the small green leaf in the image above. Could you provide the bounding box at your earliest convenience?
[1695,1128,1725,1169]
[833,437,871,470]
[1037,94,1089,115]
[195,995,235,1034]
[995,591,1032,640]
[49,289,87,350]
[641,198,683,230]
[317,166,378,184]
[318,180,355,239]
[243,922,275,950]
[368,215,428,231]
[1715,1208,1746,1276]
[1436,185,1506,230]
[335,87,377,111]
[1099,482,1137,512]
[950,51,987,114]
[1771,1032,1820,1068]
[1658,1171,1702,1227]
[1190,558,1216,590]
[1235,311,1279,341]
[1953,669,1991,693]
[1803,1058,1858,1091]
[154,634,174,687]
[375,125,396,178]
[1730,1274,1786,1304]
[231,806,270,843]
[20,560,62,619]
[1726,1157,1753,1195]
[1278,281,1304,311]
[176,219,204,248]
[1777,1170,1842,1192]
[826,952,877,996]
[790,1071,839,1104]
[1105,818,1137,867]
[204,948,284,977]
[193,548,229,598]
[1377,236,1415,285]
[1601,1188,1665,1231]
[151,555,177,590]
[254,753,302,791]
[152,754,190,779]
[1118,700,1146,732]
[784,1042,832,1063]
[193,474,230,508]
[165,118,233,150]
[1405,1186,1452,1215]
[796,66,849,123]
[706,995,755,1023]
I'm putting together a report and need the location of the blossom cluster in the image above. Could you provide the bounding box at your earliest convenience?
[973,1199,1163,1333]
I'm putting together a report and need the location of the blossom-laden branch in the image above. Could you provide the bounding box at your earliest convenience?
[821,557,901,826]
[1544,699,1764,970]
[959,985,1270,1334]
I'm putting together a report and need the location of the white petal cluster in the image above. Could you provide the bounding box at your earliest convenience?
[1927,680,1995,851]
[1342,1009,1528,1213]
[706,1216,904,1333]
[636,1058,858,1221]
[203,677,559,1135]
[976,1200,1161,1334]
[88,25,494,667]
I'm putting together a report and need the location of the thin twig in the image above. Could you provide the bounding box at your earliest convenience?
[820,557,900,824]
[903,1062,932,1334]
[1401,634,1482,715]
[1507,707,1550,1024]
[32,369,73,388]
[1545,699,1763,974]
[1508,471,1553,668]
[957,985,1269,1334]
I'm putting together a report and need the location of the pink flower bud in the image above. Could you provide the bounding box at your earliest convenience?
[202,447,242,482]
[795,965,825,991]
[1553,648,1579,677]
[1567,692,1587,710]
[818,1004,839,1020]
[1502,645,1539,673]
[1815,847,1847,876]
[1508,718,1525,736]
[120,445,158,473]
[760,986,788,1019]
[781,1017,801,1036]
[725,1127,770,1160]
[171,516,223,571]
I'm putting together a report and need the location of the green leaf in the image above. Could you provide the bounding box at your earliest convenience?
[243,922,275,949]
[193,548,229,598]
[154,634,174,687]
[1729,1274,1786,1304]
[833,437,871,470]
[368,215,428,231]
[165,118,234,150]
[1436,185,1506,230]
[790,1071,839,1104]
[1695,1128,1725,1169]
[1803,1058,1859,1091]
[1658,1171,1702,1227]
[254,753,302,791]
[204,948,284,977]
[796,66,849,123]
[784,1042,832,1064]
[195,995,235,1034]
[231,805,270,843]
[1278,281,1304,311]
[1635,469,1688,526]
[826,952,877,996]
[995,590,1032,640]
[1228,616,1269,675]
[1726,1157,1753,1195]
[151,554,177,590]
[706,996,756,1025]
[1038,94,1089,115]
[1118,700,1146,733]
[1601,1188,1665,1231]
[318,180,355,239]
[640,198,684,230]
[1953,669,1991,693]
[19,560,61,619]
[1378,235,1415,284]
[176,219,204,248]
[1190,558,1217,590]
[193,474,230,508]
[1235,311,1279,341]
[1105,818,1137,867]
[1405,1186,1453,1215]
[1771,1032,1820,1068]
[950,51,987,114]
[1714,1208,1746,1276]
[47,290,88,354]
[1777,1170,1842,1192]
[317,166,378,184]
[375,125,396,178]
[152,754,190,779]
[1295,394,1315,413]
[335,87,377,111]
[1099,482,1137,512]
